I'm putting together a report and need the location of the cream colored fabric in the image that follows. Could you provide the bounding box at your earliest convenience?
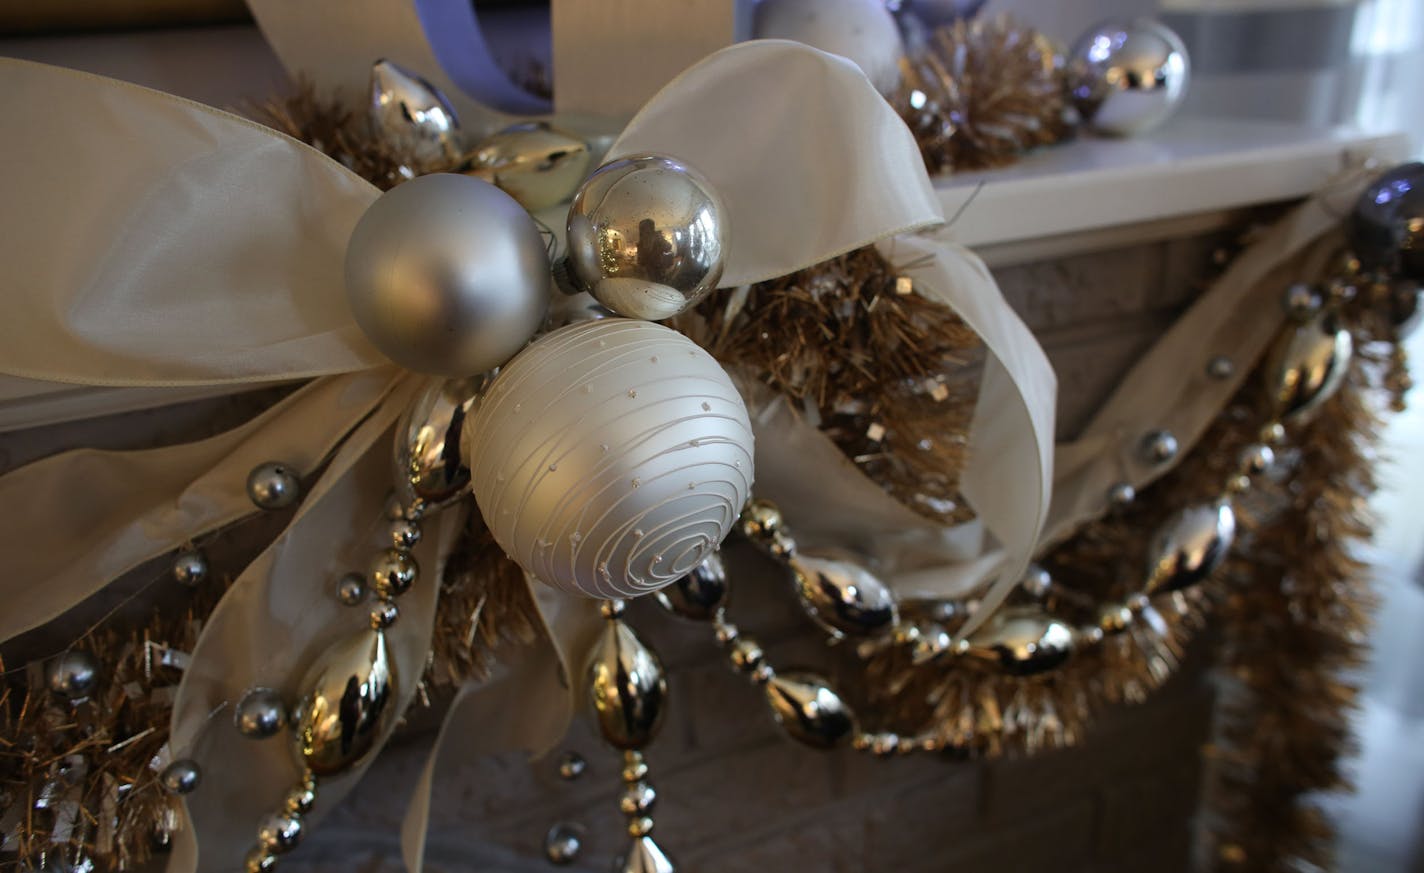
[1042,167,1375,546]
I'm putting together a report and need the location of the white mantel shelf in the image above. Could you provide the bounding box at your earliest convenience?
[0,116,1411,433]
[936,118,1410,265]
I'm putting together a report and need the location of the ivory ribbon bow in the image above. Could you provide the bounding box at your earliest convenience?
[0,41,1055,871]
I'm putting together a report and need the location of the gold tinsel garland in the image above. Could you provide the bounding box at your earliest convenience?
[893,15,1073,175]
[673,246,982,525]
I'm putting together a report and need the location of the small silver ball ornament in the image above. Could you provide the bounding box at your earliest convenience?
[543,822,583,865]
[1140,429,1179,465]
[171,549,209,588]
[160,759,202,795]
[234,687,288,739]
[1207,355,1235,380]
[556,751,587,780]
[345,173,550,376]
[256,811,304,854]
[247,462,300,511]
[336,572,368,606]
[370,548,418,598]
[565,156,726,321]
[1020,564,1053,599]
[46,650,99,700]
[389,518,422,551]
[1067,18,1190,137]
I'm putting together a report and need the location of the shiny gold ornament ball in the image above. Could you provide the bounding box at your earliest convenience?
[467,319,754,599]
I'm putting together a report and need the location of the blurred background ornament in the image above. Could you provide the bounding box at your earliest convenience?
[901,0,988,29]
[368,59,461,165]
[1144,502,1236,595]
[467,319,754,599]
[895,15,1070,174]
[564,156,726,321]
[1066,18,1190,137]
[753,0,905,94]
[965,606,1076,676]
[344,173,550,376]
[464,122,591,212]
[1351,162,1424,280]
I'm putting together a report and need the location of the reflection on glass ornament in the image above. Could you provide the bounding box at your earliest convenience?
[565,156,727,321]
[369,59,462,164]
[1351,162,1424,280]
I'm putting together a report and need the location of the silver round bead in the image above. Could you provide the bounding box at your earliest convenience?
[728,637,765,674]
[245,847,278,873]
[369,548,419,598]
[1140,430,1179,465]
[256,811,303,854]
[171,549,209,588]
[159,759,202,795]
[1238,443,1275,477]
[1206,355,1235,380]
[543,822,583,866]
[46,650,99,700]
[620,781,657,815]
[370,600,400,629]
[556,751,587,781]
[283,784,317,815]
[336,572,368,607]
[1108,481,1137,508]
[246,462,300,511]
[234,687,287,740]
[565,155,726,320]
[389,518,422,551]
[1283,282,1323,320]
[1020,564,1053,599]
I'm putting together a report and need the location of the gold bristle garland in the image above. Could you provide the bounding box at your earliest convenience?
[673,246,982,525]
[894,15,1073,175]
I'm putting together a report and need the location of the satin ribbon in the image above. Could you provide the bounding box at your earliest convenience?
[0,40,1055,873]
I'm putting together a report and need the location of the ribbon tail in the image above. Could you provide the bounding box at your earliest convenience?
[0,370,402,646]
[609,40,944,288]
[165,374,436,872]
[401,581,601,873]
[881,236,1057,636]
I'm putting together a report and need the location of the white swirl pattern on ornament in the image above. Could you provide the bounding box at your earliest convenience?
[468,319,754,599]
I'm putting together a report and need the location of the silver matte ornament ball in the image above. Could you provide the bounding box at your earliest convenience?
[160,759,202,795]
[565,156,726,321]
[345,173,550,376]
[171,549,209,588]
[1067,18,1190,137]
[247,462,300,510]
[46,650,99,700]
[467,319,754,599]
[234,687,287,739]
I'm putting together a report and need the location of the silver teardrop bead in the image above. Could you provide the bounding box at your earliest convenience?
[788,550,898,639]
[616,835,676,873]
[1144,501,1236,595]
[394,376,484,511]
[1266,313,1353,425]
[369,59,462,163]
[966,606,1076,677]
[291,628,397,777]
[586,620,668,750]
[654,551,729,621]
[763,671,857,750]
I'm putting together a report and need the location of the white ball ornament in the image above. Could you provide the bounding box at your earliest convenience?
[344,174,550,377]
[753,0,905,95]
[467,319,754,599]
